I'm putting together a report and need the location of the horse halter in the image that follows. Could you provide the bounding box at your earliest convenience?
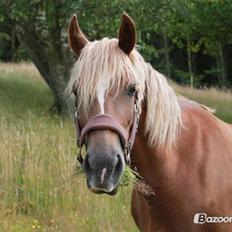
[74,92,140,166]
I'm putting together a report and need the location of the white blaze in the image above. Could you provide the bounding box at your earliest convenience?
[96,78,108,114]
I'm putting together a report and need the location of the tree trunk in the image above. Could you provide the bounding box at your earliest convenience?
[216,52,220,82]
[224,45,232,86]
[162,32,171,78]
[11,25,16,53]
[187,37,193,88]
[16,26,74,116]
[218,44,226,84]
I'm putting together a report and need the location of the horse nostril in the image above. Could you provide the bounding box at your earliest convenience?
[83,154,91,173]
[115,154,123,173]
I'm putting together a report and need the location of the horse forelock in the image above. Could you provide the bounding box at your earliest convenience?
[67,38,141,112]
[67,37,182,149]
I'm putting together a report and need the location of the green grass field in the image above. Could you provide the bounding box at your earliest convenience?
[0,63,232,232]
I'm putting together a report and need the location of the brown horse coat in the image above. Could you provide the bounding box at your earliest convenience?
[131,101,232,232]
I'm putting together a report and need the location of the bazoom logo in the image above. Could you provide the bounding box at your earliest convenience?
[193,213,232,224]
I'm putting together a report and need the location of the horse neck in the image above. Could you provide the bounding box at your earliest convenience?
[131,103,176,188]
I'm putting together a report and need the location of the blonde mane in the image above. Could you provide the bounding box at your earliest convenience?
[67,38,182,148]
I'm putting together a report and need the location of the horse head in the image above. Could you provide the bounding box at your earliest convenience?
[68,13,140,195]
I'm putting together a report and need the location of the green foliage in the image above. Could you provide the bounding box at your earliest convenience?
[1,0,232,90]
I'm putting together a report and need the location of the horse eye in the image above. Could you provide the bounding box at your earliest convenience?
[127,84,136,96]
[72,85,77,96]
[75,97,78,108]
[72,87,79,107]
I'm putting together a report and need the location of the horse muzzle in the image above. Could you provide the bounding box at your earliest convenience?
[83,133,125,194]
[74,103,139,194]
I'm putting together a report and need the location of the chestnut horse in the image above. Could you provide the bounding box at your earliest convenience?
[67,13,232,232]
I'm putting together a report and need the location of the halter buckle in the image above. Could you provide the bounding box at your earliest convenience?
[77,146,84,165]
[125,145,131,165]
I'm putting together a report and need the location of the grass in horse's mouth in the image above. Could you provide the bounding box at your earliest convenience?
[120,166,139,187]
[75,165,139,188]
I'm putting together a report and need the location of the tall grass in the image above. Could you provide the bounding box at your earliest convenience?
[0,63,137,232]
[173,83,232,123]
[0,63,231,232]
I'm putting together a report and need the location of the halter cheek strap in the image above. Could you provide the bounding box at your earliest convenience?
[75,95,139,165]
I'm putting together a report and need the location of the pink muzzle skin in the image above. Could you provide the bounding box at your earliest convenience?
[75,103,139,166]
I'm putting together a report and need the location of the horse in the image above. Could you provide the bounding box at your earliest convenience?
[67,13,232,232]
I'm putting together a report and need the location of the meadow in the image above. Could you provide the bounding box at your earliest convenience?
[0,63,232,232]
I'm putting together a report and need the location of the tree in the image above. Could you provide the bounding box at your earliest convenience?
[0,0,137,114]
[1,0,232,109]
[191,0,232,86]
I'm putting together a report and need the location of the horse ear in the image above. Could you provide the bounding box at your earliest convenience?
[68,14,88,56]
[118,13,136,55]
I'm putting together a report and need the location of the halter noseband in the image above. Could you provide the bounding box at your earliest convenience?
[74,93,140,165]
